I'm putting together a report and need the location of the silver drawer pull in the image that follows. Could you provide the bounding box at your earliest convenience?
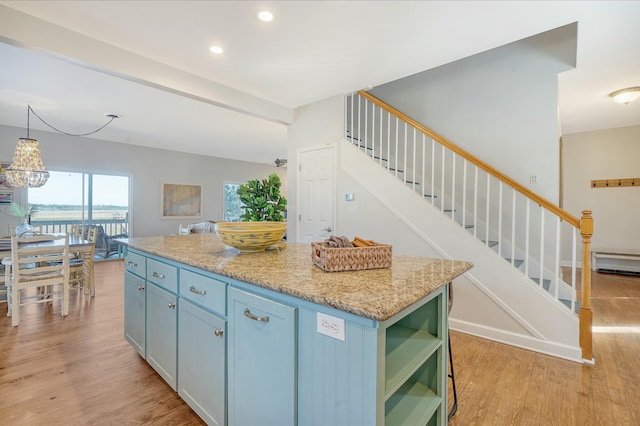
[189,286,206,295]
[152,272,165,279]
[244,308,269,323]
[168,303,176,309]
[137,286,145,291]
[127,261,137,267]
[214,329,224,337]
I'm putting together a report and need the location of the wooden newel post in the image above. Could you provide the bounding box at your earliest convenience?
[579,210,594,362]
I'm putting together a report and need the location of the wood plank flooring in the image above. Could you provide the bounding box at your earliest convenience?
[448,270,640,426]
[1,261,639,425]
[0,260,204,425]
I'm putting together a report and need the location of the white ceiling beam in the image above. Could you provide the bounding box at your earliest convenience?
[0,5,294,125]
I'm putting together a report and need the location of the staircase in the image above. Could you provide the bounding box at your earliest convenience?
[343,91,594,363]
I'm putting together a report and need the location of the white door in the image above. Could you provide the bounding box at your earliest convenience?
[297,145,334,243]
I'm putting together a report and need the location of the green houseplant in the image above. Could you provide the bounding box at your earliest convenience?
[237,173,287,222]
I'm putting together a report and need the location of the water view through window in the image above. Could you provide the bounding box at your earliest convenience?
[28,170,129,258]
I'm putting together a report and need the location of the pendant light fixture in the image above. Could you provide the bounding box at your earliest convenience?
[6,105,119,188]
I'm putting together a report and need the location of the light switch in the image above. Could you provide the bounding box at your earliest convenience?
[345,193,354,201]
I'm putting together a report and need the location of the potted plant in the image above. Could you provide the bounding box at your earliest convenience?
[236,173,287,222]
[215,173,288,252]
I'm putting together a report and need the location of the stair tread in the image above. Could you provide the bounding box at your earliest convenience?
[481,240,499,248]
[560,298,580,313]
[505,258,524,268]
[530,277,551,291]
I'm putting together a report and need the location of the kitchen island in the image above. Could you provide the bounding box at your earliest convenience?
[119,234,472,426]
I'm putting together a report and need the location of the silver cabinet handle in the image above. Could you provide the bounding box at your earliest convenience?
[128,261,137,267]
[137,286,145,291]
[244,308,269,323]
[322,227,333,232]
[168,303,176,309]
[189,286,206,295]
[152,272,165,279]
[214,329,224,337]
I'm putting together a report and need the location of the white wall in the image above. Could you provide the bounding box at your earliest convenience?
[0,124,284,237]
[287,95,344,240]
[369,24,577,203]
[563,124,640,255]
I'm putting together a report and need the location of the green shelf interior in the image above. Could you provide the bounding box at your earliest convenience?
[385,325,439,398]
[385,379,441,426]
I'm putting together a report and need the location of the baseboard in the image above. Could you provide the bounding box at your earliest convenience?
[449,318,584,363]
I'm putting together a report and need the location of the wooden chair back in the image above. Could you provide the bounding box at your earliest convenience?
[9,233,70,326]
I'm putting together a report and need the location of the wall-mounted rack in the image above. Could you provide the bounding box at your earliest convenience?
[591,178,640,188]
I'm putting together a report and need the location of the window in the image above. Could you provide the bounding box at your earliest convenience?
[223,182,242,222]
[28,170,129,259]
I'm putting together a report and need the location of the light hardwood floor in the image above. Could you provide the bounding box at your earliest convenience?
[1,261,639,425]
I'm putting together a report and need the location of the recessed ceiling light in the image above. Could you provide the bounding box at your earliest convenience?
[209,46,224,55]
[258,10,274,22]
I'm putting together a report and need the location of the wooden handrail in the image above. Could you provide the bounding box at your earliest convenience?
[355,90,593,362]
[357,90,580,228]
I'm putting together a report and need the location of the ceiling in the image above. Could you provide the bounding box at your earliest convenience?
[0,1,638,165]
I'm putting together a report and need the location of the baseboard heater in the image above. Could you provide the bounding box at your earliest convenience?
[592,249,640,277]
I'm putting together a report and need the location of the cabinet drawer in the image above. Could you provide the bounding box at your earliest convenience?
[147,258,178,293]
[180,269,226,315]
[125,251,146,278]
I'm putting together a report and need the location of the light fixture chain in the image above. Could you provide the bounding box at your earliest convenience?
[27,105,117,137]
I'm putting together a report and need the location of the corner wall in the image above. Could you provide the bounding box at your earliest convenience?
[369,24,577,204]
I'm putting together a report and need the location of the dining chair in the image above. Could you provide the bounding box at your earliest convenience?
[7,233,70,326]
[69,226,98,298]
[188,220,216,233]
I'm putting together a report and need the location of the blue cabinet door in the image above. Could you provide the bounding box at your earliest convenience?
[146,282,178,390]
[124,271,146,357]
[228,287,296,426]
[178,299,226,426]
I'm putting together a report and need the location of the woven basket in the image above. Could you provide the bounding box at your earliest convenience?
[311,241,392,272]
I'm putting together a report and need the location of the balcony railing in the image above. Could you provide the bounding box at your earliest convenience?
[31,218,128,259]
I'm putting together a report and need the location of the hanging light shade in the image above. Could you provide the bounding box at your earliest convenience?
[5,105,118,188]
[6,138,50,188]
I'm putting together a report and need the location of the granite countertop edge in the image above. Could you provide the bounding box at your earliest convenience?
[117,234,473,322]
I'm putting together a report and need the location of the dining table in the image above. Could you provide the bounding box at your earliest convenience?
[0,233,96,300]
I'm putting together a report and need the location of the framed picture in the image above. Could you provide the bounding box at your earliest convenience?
[0,190,12,204]
[0,161,12,189]
[161,183,202,219]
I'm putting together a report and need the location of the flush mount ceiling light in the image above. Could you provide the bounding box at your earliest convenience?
[209,46,224,54]
[609,87,640,105]
[258,10,274,22]
[6,105,118,188]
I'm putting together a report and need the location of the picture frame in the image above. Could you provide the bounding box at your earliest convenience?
[161,182,202,219]
[0,190,13,204]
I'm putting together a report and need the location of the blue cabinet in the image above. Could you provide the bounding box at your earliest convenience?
[227,286,296,426]
[146,282,178,390]
[123,271,146,357]
[123,247,450,426]
[178,299,226,426]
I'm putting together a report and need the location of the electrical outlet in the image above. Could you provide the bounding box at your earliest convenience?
[316,312,345,341]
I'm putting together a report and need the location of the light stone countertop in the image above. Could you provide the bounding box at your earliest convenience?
[118,234,473,322]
